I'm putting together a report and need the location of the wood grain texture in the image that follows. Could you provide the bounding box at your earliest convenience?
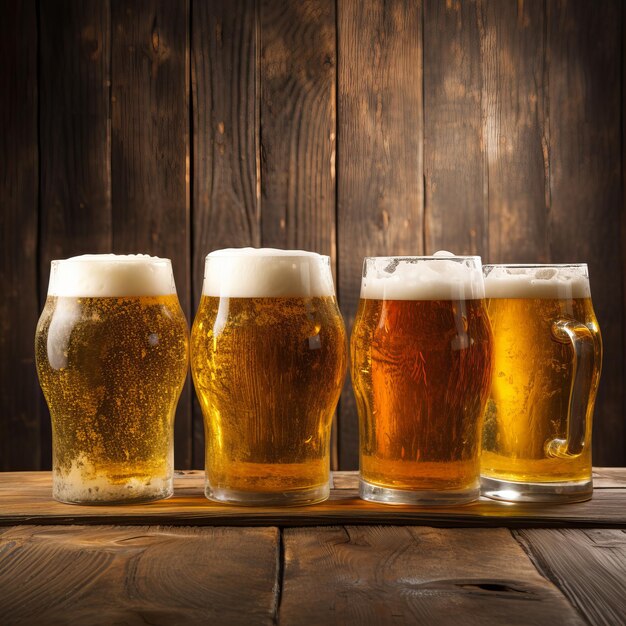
[110,0,192,469]
[259,0,336,254]
[592,468,626,489]
[547,0,623,466]
[38,0,112,468]
[279,526,583,625]
[39,0,113,283]
[423,0,486,255]
[0,525,279,625]
[191,0,260,296]
[620,0,626,476]
[337,0,424,469]
[2,471,626,528]
[191,0,260,467]
[480,0,549,263]
[516,528,626,626]
[0,0,40,470]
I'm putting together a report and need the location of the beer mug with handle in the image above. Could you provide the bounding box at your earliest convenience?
[191,248,347,506]
[481,264,602,502]
[351,253,493,505]
[35,255,189,504]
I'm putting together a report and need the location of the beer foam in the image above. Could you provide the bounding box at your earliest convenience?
[48,254,177,297]
[202,248,336,298]
[53,456,172,503]
[484,265,591,299]
[360,253,485,301]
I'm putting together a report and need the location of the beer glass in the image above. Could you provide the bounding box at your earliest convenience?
[35,255,189,504]
[481,264,602,502]
[351,254,493,505]
[191,248,347,505]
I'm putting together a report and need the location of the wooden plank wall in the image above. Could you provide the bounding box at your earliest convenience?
[0,0,623,470]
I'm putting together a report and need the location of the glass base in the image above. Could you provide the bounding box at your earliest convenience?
[205,482,330,506]
[480,475,593,503]
[52,473,173,505]
[53,488,173,506]
[359,478,480,506]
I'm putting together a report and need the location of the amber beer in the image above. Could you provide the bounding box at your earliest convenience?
[481,264,602,502]
[191,249,347,505]
[35,255,189,504]
[351,255,493,505]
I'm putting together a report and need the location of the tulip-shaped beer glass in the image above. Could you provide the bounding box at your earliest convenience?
[36,255,189,504]
[191,248,347,506]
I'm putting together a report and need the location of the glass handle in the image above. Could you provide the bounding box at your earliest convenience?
[545,319,596,458]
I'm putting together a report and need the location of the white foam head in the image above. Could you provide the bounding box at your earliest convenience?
[48,254,177,297]
[484,264,591,299]
[202,248,335,298]
[360,252,485,300]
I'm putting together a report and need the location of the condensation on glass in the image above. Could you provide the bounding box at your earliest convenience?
[351,253,493,505]
[481,264,602,503]
[35,254,189,504]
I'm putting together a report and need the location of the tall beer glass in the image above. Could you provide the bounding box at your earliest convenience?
[35,255,189,504]
[351,254,493,505]
[191,248,347,505]
[481,264,602,502]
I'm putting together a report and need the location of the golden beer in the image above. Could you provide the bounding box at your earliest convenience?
[191,249,347,505]
[481,265,602,502]
[351,255,493,505]
[35,255,189,504]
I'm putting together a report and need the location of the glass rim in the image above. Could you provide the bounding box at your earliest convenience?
[204,254,331,261]
[204,251,330,262]
[364,255,482,262]
[483,263,588,269]
[50,256,172,266]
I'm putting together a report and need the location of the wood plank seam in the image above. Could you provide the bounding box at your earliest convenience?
[476,0,490,259]
[35,0,43,471]
[513,528,626,626]
[510,528,586,625]
[188,0,197,470]
[334,0,342,472]
[622,0,626,482]
[331,0,343,472]
[541,0,552,251]
[271,527,285,625]
[35,0,42,316]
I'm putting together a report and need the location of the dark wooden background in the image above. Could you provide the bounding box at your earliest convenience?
[1,0,623,471]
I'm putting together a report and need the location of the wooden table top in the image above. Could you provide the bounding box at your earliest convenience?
[1,469,625,625]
